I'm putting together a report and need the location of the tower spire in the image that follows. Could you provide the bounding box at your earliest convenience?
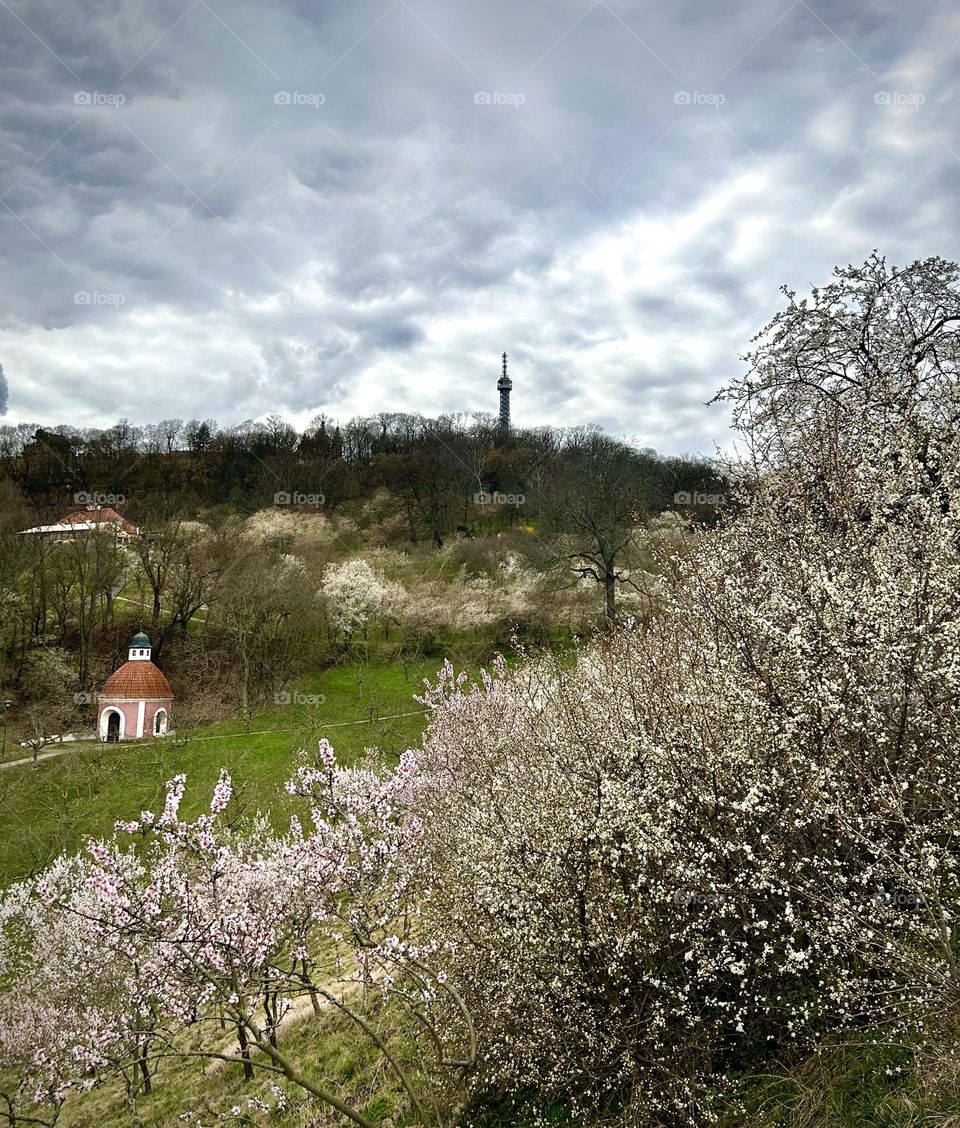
[497,350,513,432]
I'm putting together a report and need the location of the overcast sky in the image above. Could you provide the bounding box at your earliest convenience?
[0,0,957,455]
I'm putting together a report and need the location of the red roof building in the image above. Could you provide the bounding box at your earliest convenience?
[97,632,174,742]
[20,505,140,540]
[60,507,139,535]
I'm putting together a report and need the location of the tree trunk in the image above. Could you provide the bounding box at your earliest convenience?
[303,957,322,1016]
[604,571,616,620]
[237,1022,254,1081]
[263,985,278,1048]
[240,641,251,727]
[139,1042,151,1093]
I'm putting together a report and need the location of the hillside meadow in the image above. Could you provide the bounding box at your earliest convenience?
[0,659,445,885]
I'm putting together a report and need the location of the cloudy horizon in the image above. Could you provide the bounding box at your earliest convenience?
[1,0,958,456]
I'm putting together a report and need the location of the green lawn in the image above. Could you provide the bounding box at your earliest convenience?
[0,658,448,885]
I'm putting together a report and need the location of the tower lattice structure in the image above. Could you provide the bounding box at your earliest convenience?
[497,351,513,431]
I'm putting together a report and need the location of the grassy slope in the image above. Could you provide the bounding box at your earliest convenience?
[0,658,445,885]
[58,1003,418,1128]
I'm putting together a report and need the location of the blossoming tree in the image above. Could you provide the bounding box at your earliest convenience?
[319,558,388,642]
[0,744,472,1126]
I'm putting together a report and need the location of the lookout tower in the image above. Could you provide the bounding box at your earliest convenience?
[497,351,513,432]
[97,631,174,742]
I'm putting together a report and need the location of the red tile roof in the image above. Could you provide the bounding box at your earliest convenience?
[61,507,138,534]
[102,661,173,700]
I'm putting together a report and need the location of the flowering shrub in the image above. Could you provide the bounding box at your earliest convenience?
[243,508,334,547]
[414,482,960,1119]
[318,547,588,650]
[319,557,389,638]
[409,256,960,1124]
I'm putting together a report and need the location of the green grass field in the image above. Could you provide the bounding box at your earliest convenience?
[0,658,448,885]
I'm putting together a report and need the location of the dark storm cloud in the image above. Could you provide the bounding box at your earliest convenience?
[1,0,959,449]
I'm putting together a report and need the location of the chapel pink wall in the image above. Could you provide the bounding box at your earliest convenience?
[97,699,172,740]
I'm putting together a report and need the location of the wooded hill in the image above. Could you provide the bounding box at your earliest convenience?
[0,414,722,543]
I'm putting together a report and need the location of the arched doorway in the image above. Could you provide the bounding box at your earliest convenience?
[106,711,120,743]
[154,708,167,736]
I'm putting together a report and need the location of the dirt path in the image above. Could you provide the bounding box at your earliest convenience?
[0,709,429,771]
[0,745,82,770]
[204,981,362,1074]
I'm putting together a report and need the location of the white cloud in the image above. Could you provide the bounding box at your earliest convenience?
[0,0,958,454]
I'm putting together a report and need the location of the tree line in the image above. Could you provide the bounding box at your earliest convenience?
[0,413,721,546]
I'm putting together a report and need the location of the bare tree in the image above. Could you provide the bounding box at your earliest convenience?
[53,532,127,690]
[541,432,651,619]
[16,648,77,763]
